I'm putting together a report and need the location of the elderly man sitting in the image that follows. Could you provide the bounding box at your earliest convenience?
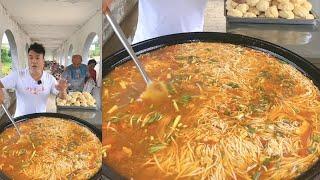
[62,55,89,92]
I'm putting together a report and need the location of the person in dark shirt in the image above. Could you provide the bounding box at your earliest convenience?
[88,59,97,84]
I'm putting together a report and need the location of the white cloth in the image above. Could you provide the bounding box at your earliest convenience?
[83,78,96,94]
[1,69,59,117]
[133,0,208,44]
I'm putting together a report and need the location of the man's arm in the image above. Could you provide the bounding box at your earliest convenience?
[0,72,18,104]
[61,66,70,82]
[103,0,113,14]
[0,88,4,105]
[55,79,68,99]
[0,82,5,104]
[58,89,67,99]
[0,82,4,88]
[86,66,90,78]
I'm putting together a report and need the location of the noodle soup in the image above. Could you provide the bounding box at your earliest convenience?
[0,117,102,179]
[103,42,320,179]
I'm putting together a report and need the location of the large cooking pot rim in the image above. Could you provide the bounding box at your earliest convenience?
[102,32,320,179]
[0,112,102,180]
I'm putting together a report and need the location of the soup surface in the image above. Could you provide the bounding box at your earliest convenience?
[0,117,102,179]
[103,42,320,179]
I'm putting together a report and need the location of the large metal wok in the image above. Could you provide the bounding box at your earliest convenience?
[102,32,320,180]
[0,112,103,180]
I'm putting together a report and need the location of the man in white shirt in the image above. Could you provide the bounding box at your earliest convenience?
[103,0,249,42]
[132,0,208,43]
[0,43,68,117]
[103,0,208,43]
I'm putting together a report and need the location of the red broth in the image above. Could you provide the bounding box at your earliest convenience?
[0,117,102,179]
[103,43,320,179]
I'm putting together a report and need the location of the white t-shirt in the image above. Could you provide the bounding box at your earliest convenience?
[132,0,208,43]
[1,69,59,117]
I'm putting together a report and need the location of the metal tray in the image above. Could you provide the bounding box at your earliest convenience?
[227,9,319,25]
[56,105,97,111]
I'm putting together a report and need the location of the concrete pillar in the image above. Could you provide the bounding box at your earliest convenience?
[204,0,226,33]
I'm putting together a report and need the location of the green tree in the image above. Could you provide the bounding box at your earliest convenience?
[1,47,12,63]
[1,47,12,75]
[89,42,100,58]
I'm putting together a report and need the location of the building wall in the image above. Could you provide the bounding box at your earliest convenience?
[0,3,31,71]
[53,12,102,67]
[53,11,102,86]
[0,3,32,118]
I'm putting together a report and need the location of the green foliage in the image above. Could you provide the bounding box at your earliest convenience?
[89,41,100,58]
[1,47,12,75]
[1,47,11,63]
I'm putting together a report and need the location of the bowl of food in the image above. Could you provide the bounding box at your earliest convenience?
[0,113,102,179]
[102,32,320,179]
